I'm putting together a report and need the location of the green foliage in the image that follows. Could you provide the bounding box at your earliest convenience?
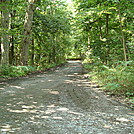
[83,61,134,99]
[73,0,134,64]
[31,0,72,66]
[36,63,57,70]
[0,65,36,78]
[0,0,72,67]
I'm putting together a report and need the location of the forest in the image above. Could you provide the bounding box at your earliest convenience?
[0,0,134,105]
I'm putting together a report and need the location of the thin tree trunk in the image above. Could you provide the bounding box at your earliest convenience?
[0,11,1,62]
[105,14,110,65]
[20,0,35,65]
[31,38,34,65]
[9,35,14,65]
[99,25,102,40]
[52,35,56,63]
[9,2,15,65]
[118,1,127,62]
[105,14,109,36]
[0,0,10,65]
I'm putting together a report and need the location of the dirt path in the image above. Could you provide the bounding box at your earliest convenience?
[0,61,134,134]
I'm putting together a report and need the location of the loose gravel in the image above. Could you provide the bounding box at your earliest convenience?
[0,61,133,134]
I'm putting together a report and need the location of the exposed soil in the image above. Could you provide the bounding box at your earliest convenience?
[0,61,134,134]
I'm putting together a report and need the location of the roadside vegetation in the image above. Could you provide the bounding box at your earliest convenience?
[83,59,134,108]
[0,61,65,78]
[0,65,36,78]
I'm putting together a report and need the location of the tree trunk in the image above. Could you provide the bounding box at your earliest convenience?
[99,25,102,40]
[0,0,10,65]
[9,35,14,65]
[20,0,35,65]
[105,14,110,65]
[31,38,35,65]
[118,0,127,62]
[105,14,109,36]
[9,2,15,65]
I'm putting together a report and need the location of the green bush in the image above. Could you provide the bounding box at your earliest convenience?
[0,62,65,78]
[83,62,134,98]
[0,65,36,78]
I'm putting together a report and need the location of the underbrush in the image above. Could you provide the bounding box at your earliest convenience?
[0,61,66,78]
[83,61,134,107]
[36,63,57,70]
[0,65,36,78]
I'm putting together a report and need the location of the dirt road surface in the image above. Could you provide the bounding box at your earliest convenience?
[0,61,134,134]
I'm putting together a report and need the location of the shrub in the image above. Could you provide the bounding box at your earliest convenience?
[0,65,36,78]
[83,61,134,98]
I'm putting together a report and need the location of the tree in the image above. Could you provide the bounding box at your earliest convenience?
[0,0,10,65]
[73,0,134,65]
[0,0,72,67]
[32,0,71,66]
[20,0,35,65]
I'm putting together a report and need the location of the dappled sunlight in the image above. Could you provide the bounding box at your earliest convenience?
[22,105,36,109]
[7,104,38,114]
[57,107,69,111]
[6,103,12,106]
[41,88,60,95]
[0,124,20,133]
[45,103,80,114]
[45,105,69,115]
[48,79,56,82]
[47,104,56,108]
[82,81,91,84]
[53,117,63,120]
[49,91,59,95]
[114,106,120,111]
[8,109,38,113]
[65,74,76,77]
[16,101,25,105]
[73,73,79,75]
[25,95,34,99]
[33,101,38,104]
[64,79,74,83]
[40,116,49,119]
[9,93,16,96]
[45,109,56,114]
[10,86,24,89]
[116,117,131,122]
[68,111,84,116]
[67,61,82,67]
[41,88,52,91]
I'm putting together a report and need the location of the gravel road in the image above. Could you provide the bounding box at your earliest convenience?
[0,61,134,134]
